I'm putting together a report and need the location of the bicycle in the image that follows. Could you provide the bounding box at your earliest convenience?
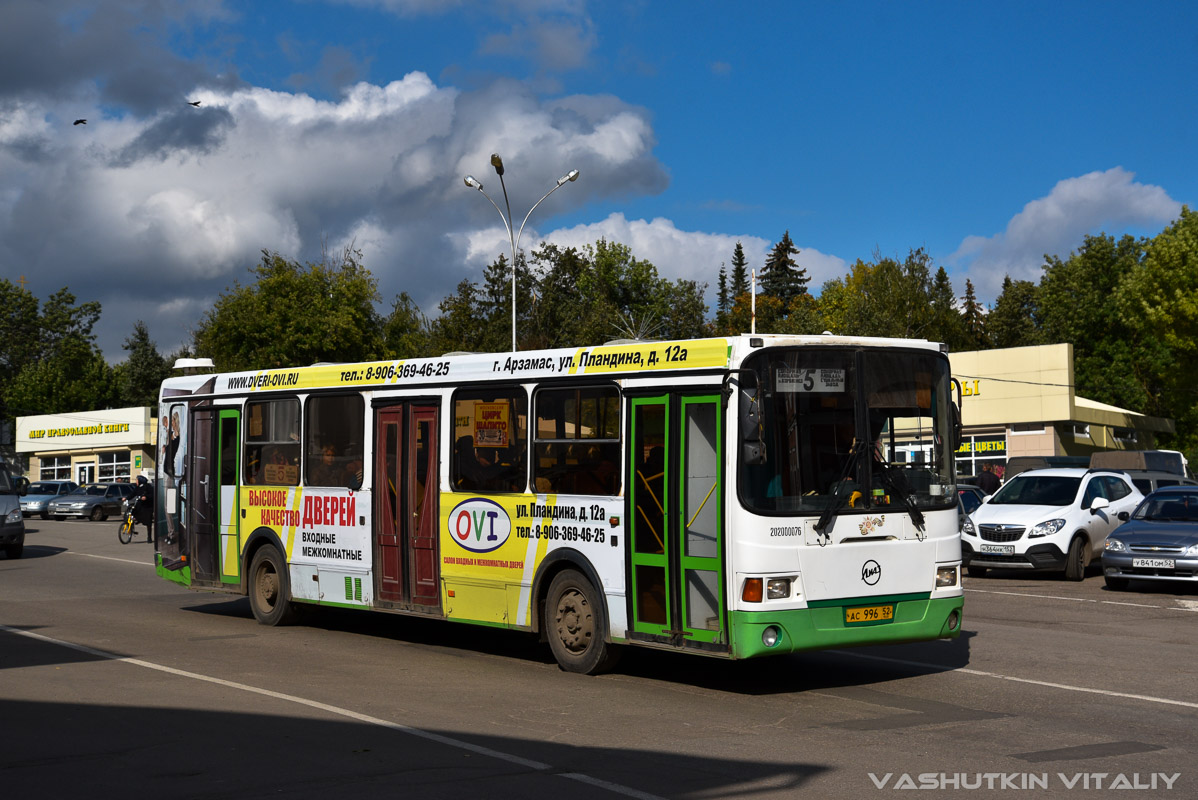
[118,498,145,544]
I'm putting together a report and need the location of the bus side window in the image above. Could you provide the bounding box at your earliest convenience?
[452,387,528,493]
[533,385,620,497]
[245,398,300,487]
[304,394,365,488]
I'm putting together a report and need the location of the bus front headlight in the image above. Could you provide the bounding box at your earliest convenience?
[936,566,958,588]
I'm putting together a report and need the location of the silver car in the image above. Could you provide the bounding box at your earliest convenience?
[47,482,136,521]
[1102,486,1198,590]
[19,480,78,519]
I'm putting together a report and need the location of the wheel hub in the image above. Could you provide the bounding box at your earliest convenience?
[555,588,592,654]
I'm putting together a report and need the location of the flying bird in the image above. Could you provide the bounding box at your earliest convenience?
[73,119,87,125]
[188,100,201,106]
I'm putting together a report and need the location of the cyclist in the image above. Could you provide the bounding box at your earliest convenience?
[130,475,155,542]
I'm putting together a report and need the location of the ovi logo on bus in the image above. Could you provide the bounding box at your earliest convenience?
[450,498,512,554]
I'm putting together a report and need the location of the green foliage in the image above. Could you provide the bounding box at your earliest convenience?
[7,348,114,417]
[382,292,432,358]
[0,286,114,418]
[1117,207,1198,459]
[818,249,940,340]
[192,247,383,371]
[1039,233,1159,413]
[987,276,1041,349]
[429,279,482,355]
[0,279,40,386]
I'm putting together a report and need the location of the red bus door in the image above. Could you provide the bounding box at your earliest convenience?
[375,403,441,609]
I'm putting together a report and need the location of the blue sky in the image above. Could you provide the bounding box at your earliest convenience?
[1,0,1194,359]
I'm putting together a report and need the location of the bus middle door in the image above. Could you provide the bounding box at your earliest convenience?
[374,403,441,610]
[629,393,726,650]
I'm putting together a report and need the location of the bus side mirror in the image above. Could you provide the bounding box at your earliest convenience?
[15,477,29,496]
[950,378,963,450]
[739,377,766,466]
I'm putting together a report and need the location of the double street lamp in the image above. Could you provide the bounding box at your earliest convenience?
[464,154,580,352]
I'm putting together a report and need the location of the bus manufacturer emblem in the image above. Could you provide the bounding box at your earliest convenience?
[861,559,882,585]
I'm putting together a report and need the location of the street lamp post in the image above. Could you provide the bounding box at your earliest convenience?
[464,154,579,352]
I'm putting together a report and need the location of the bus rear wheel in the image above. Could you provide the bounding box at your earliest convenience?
[546,569,620,675]
[249,546,297,626]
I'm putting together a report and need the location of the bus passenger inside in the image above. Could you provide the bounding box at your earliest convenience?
[455,436,495,491]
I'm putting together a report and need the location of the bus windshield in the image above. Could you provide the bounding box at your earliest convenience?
[739,347,956,515]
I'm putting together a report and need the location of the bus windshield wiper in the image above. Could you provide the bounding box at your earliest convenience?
[873,457,926,533]
[815,440,864,537]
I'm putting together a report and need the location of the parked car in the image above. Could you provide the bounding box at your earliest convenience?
[1117,470,1197,496]
[47,482,136,521]
[961,468,1142,580]
[1102,486,1198,591]
[1,464,30,559]
[19,479,79,519]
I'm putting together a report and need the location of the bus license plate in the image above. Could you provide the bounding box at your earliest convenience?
[845,604,894,624]
[1132,557,1175,569]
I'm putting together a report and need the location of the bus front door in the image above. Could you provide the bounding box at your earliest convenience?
[629,394,726,649]
[375,403,441,610]
[188,407,219,584]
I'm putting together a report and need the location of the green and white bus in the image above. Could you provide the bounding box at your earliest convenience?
[154,334,964,673]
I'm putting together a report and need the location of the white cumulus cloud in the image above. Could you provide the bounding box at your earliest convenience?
[950,167,1181,300]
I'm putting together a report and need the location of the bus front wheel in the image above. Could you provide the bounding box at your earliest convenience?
[546,569,620,675]
[249,546,297,626]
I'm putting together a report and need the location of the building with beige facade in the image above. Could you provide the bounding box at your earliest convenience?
[14,407,156,483]
[950,343,1173,479]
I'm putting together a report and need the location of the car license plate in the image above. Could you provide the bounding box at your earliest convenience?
[1132,557,1175,569]
[845,604,894,624]
[980,544,1015,555]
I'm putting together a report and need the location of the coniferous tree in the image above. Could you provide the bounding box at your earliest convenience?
[115,321,171,408]
[759,230,808,304]
[729,242,749,299]
[716,264,729,315]
[928,266,967,350]
[715,263,729,332]
[960,279,987,348]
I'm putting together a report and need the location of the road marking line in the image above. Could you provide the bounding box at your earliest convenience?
[0,624,663,800]
[63,551,153,566]
[966,586,1198,613]
[838,650,1198,710]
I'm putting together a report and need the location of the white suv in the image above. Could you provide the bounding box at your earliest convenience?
[962,468,1142,581]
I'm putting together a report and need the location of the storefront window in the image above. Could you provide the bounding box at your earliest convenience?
[40,455,71,481]
[98,450,132,482]
[956,433,1007,480]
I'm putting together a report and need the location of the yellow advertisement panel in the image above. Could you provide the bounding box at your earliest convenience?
[439,492,624,628]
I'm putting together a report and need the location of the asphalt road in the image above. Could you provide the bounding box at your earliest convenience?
[3,519,1196,798]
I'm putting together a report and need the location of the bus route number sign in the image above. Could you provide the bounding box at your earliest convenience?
[777,367,845,393]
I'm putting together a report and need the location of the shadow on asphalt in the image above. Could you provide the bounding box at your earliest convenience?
[177,597,975,695]
[1,544,68,560]
[1,627,828,799]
